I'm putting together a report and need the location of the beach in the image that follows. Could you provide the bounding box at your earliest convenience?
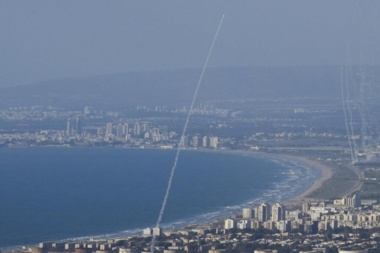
[2,147,321,248]
[279,155,334,203]
[202,149,336,203]
[0,148,345,250]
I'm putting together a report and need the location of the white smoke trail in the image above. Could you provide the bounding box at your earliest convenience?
[344,42,359,163]
[356,1,380,161]
[357,69,371,159]
[344,63,358,163]
[150,15,225,253]
[341,66,355,163]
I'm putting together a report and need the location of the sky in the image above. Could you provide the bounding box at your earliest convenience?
[1,0,380,87]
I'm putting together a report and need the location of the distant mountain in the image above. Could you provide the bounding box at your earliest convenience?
[0,66,356,108]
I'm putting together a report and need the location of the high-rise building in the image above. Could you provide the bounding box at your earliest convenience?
[180,136,187,148]
[142,228,152,235]
[202,136,208,148]
[141,122,149,132]
[66,118,72,136]
[123,123,129,136]
[133,122,141,136]
[152,227,162,236]
[116,124,124,139]
[257,203,271,222]
[237,220,251,229]
[224,218,236,229]
[263,221,275,230]
[251,220,261,229]
[341,194,361,207]
[271,203,285,221]
[75,116,82,135]
[324,219,338,231]
[209,136,218,148]
[242,208,253,219]
[192,136,199,148]
[152,132,160,142]
[106,123,113,137]
[302,202,310,213]
[276,220,291,233]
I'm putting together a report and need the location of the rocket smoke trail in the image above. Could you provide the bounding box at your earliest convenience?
[340,66,355,164]
[150,15,225,253]
[345,64,358,162]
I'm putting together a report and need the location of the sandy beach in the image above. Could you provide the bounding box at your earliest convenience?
[196,149,336,204]
[278,155,334,203]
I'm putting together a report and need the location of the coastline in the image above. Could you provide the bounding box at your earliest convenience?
[3,146,336,204]
[190,149,335,203]
[283,155,333,202]
[0,148,337,251]
[161,149,338,236]
[59,150,335,241]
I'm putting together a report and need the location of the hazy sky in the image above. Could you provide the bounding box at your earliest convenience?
[1,0,380,87]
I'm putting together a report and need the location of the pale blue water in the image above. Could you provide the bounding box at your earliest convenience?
[0,148,319,248]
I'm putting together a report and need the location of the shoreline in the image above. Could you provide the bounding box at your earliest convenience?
[189,149,335,203]
[282,155,333,202]
[1,148,337,251]
[157,150,338,239]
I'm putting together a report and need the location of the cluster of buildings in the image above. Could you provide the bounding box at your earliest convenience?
[65,120,219,149]
[225,203,286,231]
[3,103,377,156]
[0,102,364,151]
[224,196,380,234]
[20,195,380,253]
[142,227,162,237]
[24,222,380,253]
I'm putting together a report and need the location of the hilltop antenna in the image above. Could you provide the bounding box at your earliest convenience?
[150,14,225,253]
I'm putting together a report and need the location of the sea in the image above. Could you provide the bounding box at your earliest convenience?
[0,147,320,249]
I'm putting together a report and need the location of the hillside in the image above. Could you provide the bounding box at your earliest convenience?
[0,66,347,108]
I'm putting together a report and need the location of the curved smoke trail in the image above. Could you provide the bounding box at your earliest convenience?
[150,14,225,253]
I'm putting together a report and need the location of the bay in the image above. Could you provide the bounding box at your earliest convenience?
[0,148,319,248]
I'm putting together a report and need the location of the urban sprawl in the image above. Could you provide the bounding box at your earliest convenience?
[2,99,380,253]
